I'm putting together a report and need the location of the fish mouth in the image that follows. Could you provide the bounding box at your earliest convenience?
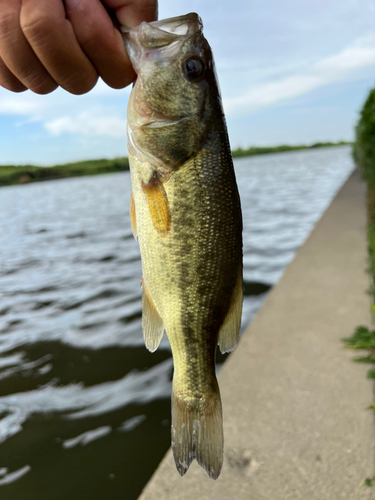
[134,106,181,127]
[121,13,202,41]
[141,13,202,38]
[122,13,202,72]
[133,103,193,129]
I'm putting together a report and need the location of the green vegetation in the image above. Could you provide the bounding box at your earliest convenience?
[343,325,375,488]
[353,87,375,286]
[231,141,351,158]
[0,157,129,187]
[354,87,375,331]
[353,88,375,186]
[343,85,375,488]
[0,141,351,188]
[342,326,375,381]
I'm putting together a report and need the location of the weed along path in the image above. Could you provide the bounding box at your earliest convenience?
[138,168,374,500]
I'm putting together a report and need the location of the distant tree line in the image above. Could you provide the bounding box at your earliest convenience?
[0,157,129,187]
[0,142,352,187]
[231,141,351,158]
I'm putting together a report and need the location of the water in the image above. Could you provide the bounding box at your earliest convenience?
[0,146,354,499]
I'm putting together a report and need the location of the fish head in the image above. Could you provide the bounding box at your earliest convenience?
[124,13,222,170]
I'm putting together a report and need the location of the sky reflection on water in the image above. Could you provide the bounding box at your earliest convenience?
[0,146,354,499]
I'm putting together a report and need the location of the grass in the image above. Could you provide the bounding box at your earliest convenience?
[0,142,351,188]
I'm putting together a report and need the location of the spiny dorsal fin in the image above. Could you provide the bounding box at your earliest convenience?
[142,171,171,237]
[141,279,164,352]
[130,190,137,240]
[218,268,243,354]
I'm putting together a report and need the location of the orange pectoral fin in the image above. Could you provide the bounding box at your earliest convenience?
[130,190,137,240]
[142,171,171,237]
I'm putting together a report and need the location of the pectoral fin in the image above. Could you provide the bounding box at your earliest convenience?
[130,190,137,240]
[141,279,164,352]
[142,172,171,237]
[218,269,243,354]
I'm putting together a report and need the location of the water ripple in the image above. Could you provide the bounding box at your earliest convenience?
[0,146,354,498]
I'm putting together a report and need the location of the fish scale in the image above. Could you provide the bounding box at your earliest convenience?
[125,13,243,479]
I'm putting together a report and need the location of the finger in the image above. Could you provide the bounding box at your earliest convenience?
[64,0,135,89]
[20,0,99,95]
[103,0,158,28]
[0,55,27,92]
[0,1,58,94]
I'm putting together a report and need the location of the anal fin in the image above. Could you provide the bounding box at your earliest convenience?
[130,190,137,240]
[141,280,164,352]
[218,269,243,354]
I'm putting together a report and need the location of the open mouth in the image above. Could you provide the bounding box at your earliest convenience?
[121,13,202,37]
[148,13,202,36]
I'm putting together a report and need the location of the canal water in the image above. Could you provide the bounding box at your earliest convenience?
[0,146,354,499]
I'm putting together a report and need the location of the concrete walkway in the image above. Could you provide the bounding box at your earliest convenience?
[139,169,375,500]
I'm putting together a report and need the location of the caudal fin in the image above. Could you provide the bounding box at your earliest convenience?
[171,383,223,479]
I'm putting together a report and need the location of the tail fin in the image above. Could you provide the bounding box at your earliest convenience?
[171,382,223,479]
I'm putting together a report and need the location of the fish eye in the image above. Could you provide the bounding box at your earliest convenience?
[183,57,205,81]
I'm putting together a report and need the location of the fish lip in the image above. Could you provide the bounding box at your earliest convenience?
[134,107,181,127]
[121,13,202,37]
[122,13,202,63]
[141,115,194,129]
[134,104,192,128]
[143,12,203,36]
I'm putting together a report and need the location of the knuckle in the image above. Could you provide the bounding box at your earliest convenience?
[77,31,96,52]
[20,11,55,44]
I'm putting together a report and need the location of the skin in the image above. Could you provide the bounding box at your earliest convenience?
[0,0,158,94]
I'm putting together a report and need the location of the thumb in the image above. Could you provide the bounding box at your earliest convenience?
[102,0,158,28]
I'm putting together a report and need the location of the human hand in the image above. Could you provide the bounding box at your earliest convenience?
[0,0,157,94]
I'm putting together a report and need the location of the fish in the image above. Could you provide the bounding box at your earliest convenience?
[123,12,243,479]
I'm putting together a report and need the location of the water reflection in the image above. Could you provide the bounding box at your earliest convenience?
[0,146,354,499]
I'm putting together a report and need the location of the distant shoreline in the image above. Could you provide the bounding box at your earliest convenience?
[231,141,351,158]
[0,142,352,187]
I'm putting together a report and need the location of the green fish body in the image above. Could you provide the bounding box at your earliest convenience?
[124,13,243,479]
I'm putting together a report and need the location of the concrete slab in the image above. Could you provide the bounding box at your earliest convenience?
[138,169,375,500]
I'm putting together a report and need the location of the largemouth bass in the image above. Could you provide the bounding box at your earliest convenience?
[123,13,243,479]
